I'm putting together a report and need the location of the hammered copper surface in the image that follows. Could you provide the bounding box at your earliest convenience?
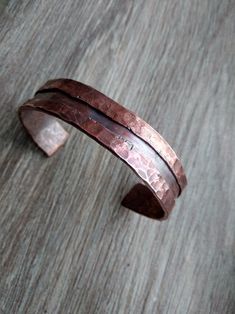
[19,80,187,220]
[38,79,187,193]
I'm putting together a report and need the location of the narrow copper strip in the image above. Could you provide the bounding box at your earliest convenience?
[38,79,187,193]
[18,80,187,220]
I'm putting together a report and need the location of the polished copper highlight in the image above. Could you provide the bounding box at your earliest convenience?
[18,79,187,220]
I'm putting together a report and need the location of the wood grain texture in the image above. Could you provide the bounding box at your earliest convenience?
[0,1,235,313]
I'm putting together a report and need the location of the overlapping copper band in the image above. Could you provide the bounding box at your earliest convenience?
[18,79,187,220]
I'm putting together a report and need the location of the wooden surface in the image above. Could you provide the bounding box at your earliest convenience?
[0,1,234,313]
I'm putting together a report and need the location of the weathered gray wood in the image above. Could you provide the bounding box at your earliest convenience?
[0,1,235,313]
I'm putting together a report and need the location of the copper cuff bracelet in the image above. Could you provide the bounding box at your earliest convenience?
[18,79,187,220]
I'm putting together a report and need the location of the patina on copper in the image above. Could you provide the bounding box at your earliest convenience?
[18,79,187,220]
